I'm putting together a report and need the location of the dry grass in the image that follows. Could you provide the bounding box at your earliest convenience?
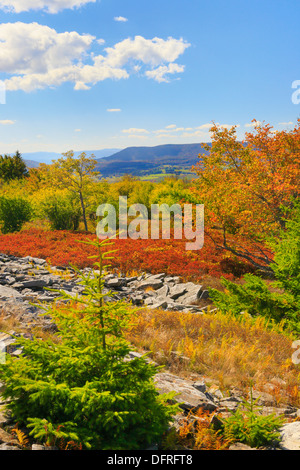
[126,307,300,406]
[1,298,300,408]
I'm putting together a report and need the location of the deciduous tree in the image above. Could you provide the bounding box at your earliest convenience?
[50,151,100,231]
[191,119,300,273]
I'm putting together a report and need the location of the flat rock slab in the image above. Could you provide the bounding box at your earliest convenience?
[154,372,217,412]
[0,427,19,446]
[0,286,23,302]
[279,422,300,450]
[137,279,164,290]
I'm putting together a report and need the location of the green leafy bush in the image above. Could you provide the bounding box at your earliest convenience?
[210,203,300,333]
[42,195,81,230]
[0,196,32,233]
[221,388,284,448]
[0,237,178,450]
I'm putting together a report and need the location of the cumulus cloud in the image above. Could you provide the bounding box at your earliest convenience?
[245,121,261,128]
[121,122,243,142]
[122,128,149,134]
[0,0,96,13]
[0,23,190,92]
[104,35,189,69]
[0,119,15,125]
[278,121,293,126]
[114,16,128,22]
[145,63,185,83]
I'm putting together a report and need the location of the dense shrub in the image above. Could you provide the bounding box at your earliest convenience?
[221,388,284,448]
[0,196,32,233]
[209,203,300,333]
[42,195,81,231]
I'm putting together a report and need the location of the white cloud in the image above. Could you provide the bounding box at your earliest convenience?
[245,121,261,128]
[278,121,293,126]
[126,134,148,140]
[196,123,212,130]
[181,130,204,138]
[0,0,96,13]
[0,24,190,92]
[107,108,121,112]
[103,35,190,68]
[165,124,177,129]
[114,16,128,22]
[0,119,15,125]
[145,63,185,83]
[74,82,91,90]
[122,128,149,134]
[153,128,172,134]
[215,123,240,129]
[156,133,172,139]
[74,128,81,132]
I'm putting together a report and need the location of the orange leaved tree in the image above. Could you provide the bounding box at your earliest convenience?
[191,119,300,274]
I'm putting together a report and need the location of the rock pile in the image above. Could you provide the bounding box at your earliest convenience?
[0,253,211,331]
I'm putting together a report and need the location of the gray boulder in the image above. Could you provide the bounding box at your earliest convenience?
[279,422,300,450]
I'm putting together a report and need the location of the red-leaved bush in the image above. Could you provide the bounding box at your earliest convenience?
[0,229,261,282]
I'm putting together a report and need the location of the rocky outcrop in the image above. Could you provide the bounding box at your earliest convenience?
[279,422,300,450]
[0,253,212,332]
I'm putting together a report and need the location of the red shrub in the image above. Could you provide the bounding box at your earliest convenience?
[0,229,263,282]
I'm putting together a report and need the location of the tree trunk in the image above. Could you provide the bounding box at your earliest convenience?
[79,191,88,231]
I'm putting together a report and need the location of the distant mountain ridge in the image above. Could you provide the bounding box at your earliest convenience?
[94,143,209,177]
[22,143,210,177]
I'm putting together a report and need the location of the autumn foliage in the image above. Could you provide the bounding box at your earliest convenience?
[0,228,256,281]
[191,119,300,273]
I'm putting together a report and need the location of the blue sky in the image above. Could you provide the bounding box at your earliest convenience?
[0,0,299,160]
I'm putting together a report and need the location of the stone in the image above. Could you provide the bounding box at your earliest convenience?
[105,277,126,288]
[154,372,217,412]
[251,390,276,407]
[279,422,300,450]
[0,286,23,302]
[0,443,21,450]
[149,300,168,310]
[192,380,206,393]
[199,290,210,300]
[138,278,164,290]
[228,442,256,450]
[21,279,48,289]
[177,283,203,304]
[155,285,170,297]
[0,427,19,445]
[21,256,46,265]
[169,284,187,300]
[31,444,58,450]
